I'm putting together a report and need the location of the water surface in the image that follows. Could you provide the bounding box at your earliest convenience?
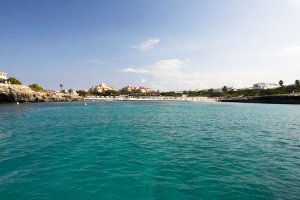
[0,102,300,199]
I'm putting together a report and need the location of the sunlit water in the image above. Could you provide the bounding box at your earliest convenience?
[0,101,300,199]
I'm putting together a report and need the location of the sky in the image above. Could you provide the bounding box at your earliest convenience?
[0,0,300,91]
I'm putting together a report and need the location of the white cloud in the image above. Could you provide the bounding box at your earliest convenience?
[141,78,146,83]
[120,58,299,91]
[121,59,182,76]
[131,37,160,51]
[87,59,104,64]
[289,0,300,8]
[281,46,300,57]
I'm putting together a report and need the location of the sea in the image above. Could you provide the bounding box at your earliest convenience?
[0,101,299,199]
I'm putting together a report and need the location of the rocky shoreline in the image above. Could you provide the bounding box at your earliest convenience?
[2,83,300,105]
[220,94,300,104]
[0,84,82,103]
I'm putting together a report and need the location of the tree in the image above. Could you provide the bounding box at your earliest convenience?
[28,83,44,91]
[7,77,22,85]
[77,90,87,97]
[295,80,300,87]
[68,89,77,95]
[279,80,284,87]
[222,86,228,93]
[59,84,63,91]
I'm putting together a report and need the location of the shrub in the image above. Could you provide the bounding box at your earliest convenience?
[28,83,44,91]
[77,90,87,97]
[7,77,22,85]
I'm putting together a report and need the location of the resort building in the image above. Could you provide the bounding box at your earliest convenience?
[121,85,153,94]
[88,82,116,93]
[121,85,135,93]
[138,87,151,93]
[252,83,281,90]
[0,71,7,80]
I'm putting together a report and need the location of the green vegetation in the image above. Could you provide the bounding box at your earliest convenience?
[28,83,44,91]
[279,80,284,87]
[129,92,159,97]
[93,90,121,97]
[77,90,88,97]
[119,90,159,97]
[0,78,6,83]
[295,80,300,87]
[70,80,300,98]
[7,77,22,85]
[160,81,300,98]
[222,86,228,93]
[159,91,182,97]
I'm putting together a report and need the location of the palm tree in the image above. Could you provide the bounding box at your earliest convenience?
[222,86,228,93]
[59,84,63,91]
[279,80,284,87]
[295,80,300,87]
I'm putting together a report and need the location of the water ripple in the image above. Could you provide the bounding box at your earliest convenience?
[0,102,300,199]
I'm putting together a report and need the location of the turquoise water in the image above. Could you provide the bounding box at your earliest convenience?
[0,101,300,199]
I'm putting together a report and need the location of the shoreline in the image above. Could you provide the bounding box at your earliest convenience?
[220,94,300,104]
[84,96,218,102]
[0,83,82,103]
[2,83,300,105]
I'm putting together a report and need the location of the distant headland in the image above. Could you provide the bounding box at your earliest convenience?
[1,71,300,104]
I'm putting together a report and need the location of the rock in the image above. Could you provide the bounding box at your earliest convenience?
[0,84,83,103]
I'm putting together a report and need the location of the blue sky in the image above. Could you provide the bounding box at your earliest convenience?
[1,0,300,91]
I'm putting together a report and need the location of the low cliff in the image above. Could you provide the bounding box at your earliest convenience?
[220,94,300,104]
[0,84,82,103]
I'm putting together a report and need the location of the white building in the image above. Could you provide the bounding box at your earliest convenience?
[0,71,7,80]
[253,83,280,90]
[88,82,116,93]
[227,87,237,92]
